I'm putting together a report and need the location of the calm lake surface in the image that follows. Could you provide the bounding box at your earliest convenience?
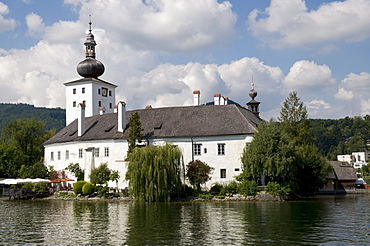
[1,194,369,245]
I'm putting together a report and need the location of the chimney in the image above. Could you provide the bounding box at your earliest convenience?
[193,90,200,106]
[224,97,229,105]
[78,103,85,137]
[117,101,126,133]
[114,104,118,113]
[99,107,106,115]
[220,96,225,105]
[145,105,152,109]
[214,93,221,105]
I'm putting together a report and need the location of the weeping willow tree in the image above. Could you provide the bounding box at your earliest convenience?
[125,143,184,202]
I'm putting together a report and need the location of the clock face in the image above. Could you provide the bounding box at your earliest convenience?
[102,87,108,97]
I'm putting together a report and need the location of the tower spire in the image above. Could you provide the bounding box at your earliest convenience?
[76,17,105,78]
[89,15,92,33]
[84,16,96,58]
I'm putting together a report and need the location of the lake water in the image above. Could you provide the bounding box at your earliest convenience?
[0,194,369,245]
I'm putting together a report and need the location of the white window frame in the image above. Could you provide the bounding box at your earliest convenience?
[194,144,201,156]
[218,143,225,156]
[104,147,109,157]
[220,169,226,179]
[94,148,100,157]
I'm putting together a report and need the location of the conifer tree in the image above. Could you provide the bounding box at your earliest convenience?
[278,91,313,144]
[127,112,144,154]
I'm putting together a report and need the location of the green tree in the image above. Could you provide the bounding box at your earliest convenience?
[0,118,56,177]
[293,144,331,197]
[0,143,24,177]
[28,160,48,178]
[65,163,84,181]
[127,112,144,154]
[126,144,184,202]
[240,120,296,185]
[186,160,214,193]
[278,91,312,144]
[110,170,120,191]
[90,163,112,186]
[240,120,330,197]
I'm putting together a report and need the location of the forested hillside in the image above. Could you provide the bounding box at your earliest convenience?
[0,103,65,132]
[310,116,370,160]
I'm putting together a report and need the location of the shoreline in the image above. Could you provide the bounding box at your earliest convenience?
[39,191,282,202]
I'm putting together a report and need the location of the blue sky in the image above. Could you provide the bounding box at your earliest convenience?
[1,0,370,119]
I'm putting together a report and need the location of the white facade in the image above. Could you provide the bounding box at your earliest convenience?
[337,154,353,164]
[65,79,117,125]
[352,152,368,164]
[45,139,129,189]
[44,133,254,190]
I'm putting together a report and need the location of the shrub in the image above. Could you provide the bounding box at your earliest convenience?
[82,182,96,195]
[175,185,195,198]
[209,183,223,195]
[265,182,293,198]
[215,195,226,199]
[220,181,238,195]
[238,180,258,196]
[97,186,109,197]
[32,182,49,193]
[73,181,87,194]
[197,193,214,199]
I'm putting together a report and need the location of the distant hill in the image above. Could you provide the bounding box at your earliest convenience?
[0,103,66,132]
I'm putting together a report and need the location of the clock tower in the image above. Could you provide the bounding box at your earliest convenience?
[64,21,117,125]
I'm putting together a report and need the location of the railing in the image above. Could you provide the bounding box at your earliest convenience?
[3,188,37,199]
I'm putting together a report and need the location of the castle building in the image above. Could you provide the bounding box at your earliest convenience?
[43,24,261,190]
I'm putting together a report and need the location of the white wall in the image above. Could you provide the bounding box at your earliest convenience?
[65,80,116,125]
[44,139,129,189]
[44,134,253,190]
[149,134,253,189]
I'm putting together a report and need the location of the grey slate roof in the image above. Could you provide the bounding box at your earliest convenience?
[327,161,357,181]
[44,104,260,145]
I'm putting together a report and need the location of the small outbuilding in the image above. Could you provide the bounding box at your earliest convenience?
[318,161,357,194]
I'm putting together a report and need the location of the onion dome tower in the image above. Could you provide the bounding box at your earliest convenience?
[246,83,260,118]
[64,19,117,126]
[77,20,105,78]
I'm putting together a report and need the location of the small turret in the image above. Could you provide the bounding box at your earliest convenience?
[246,83,260,118]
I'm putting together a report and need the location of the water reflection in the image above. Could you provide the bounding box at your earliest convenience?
[1,195,370,245]
[126,202,183,245]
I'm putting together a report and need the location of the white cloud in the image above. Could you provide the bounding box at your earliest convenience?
[360,99,370,115]
[26,13,45,38]
[121,57,284,121]
[334,72,370,115]
[335,72,370,99]
[307,99,331,110]
[75,0,237,52]
[0,2,17,33]
[283,60,335,92]
[248,0,370,48]
[2,0,370,121]
[335,88,354,101]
